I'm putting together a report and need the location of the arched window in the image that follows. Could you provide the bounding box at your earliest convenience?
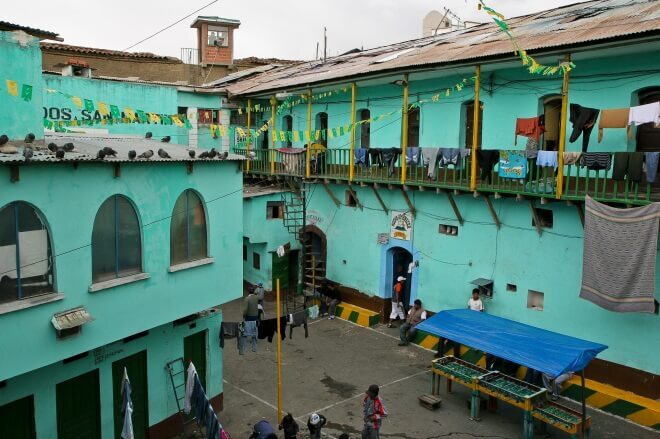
[170,190,208,265]
[634,87,660,152]
[0,202,54,303]
[357,109,371,148]
[407,106,420,147]
[282,115,293,147]
[92,195,142,283]
[315,112,328,146]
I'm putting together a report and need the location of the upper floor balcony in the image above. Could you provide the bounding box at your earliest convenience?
[235,147,656,206]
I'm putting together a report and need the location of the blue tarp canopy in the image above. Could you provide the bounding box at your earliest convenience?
[416,309,607,378]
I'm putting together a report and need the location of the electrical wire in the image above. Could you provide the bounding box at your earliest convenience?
[0,177,269,278]
[122,0,219,51]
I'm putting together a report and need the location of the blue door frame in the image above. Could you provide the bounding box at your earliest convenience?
[379,239,420,306]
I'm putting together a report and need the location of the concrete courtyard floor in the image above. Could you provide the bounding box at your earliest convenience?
[219,297,657,438]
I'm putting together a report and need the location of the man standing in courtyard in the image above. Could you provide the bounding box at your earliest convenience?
[362,384,387,439]
[399,299,427,346]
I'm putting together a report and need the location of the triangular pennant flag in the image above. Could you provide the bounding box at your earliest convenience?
[98,102,110,116]
[280,131,286,142]
[5,80,18,96]
[110,105,121,118]
[328,128,334,139]
[272,130,277,142]
[304,130,310,141]
[184,117,193,129]
[20,84,33,102]
[84,99,95,112]
[314,130,320,141]
[339,126,345,136]
[124,108,136,120]
[293,131,300,142]
[321,130,326,140]
[72,96,83,109]
[236,127,246,138]
[172,115,184,127]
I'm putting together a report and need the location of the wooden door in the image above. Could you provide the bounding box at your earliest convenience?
[56,370,101,439]
[0,395,35,439]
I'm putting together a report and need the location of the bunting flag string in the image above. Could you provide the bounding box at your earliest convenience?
[3,79,34,102]
[234,86,350,116]
[478,0,575,75]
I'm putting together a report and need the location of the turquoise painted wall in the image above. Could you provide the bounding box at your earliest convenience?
[243,193,301,290]
[246,182,660,375]
[0,312,223,437]
[177,91,225,150]
[0,30,43,140]
[42,75,190,144]
[241,48,660,375]
[0,161,243,382]
[256,50,658,155]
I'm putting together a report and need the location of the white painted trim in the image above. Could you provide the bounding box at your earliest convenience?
[0,293,65,315]
[88,272,150,293]
[168,257,215,273]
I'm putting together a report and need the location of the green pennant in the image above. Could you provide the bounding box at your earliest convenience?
[184,117,193,129]
[321,130,326,140]
[20,84,33,102]
[136,110,147,123]
[339,126,345,136]
[493,18,509,31]
[110,105,121,118]
[162,115,172,125]
[84,99,95,112]
[43,118,53,129]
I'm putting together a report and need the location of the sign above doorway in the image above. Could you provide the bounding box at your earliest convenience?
[390,211,413,241]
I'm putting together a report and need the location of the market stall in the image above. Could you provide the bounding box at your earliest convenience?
[418,310,607,438]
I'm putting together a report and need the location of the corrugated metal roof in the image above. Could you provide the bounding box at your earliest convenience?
[0,133,244,164]
[41,42,180,61]
[0,21,61,40]
[224,0,660,97]
[51,306,93,330]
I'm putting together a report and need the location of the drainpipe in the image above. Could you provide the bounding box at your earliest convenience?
[270,95,277,175]
[401,74,409,185]
[349,82,357,182]
[246,98,251,173]
[470,65,481,191]
[556,54,571,200]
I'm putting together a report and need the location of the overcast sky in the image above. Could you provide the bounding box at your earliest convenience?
[11,0,581,60]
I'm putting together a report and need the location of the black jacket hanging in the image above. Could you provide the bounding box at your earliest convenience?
[569,104,600,152]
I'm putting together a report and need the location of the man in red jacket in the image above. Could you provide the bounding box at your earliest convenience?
[362,384,387,439]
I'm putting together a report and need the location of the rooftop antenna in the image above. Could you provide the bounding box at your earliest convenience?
[323,27,327,63]
[315,42,319,60]
[433,9,451,35]
[443,7,464,29]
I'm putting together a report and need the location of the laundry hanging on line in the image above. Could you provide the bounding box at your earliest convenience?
[611,152,644,182]
[288,310,309,339]
[258,317,287,342]
[498,150,527,179]
[628,101,659,127]
[185,362,229,439]
[514,115,545,145]
[598,108,631,142]
[569,103,600,152]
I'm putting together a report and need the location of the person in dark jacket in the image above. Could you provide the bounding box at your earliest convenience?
[279,413,299,439]
[307,412,327,439]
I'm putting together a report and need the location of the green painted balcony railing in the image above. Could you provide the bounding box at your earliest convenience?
[235,148,654,205]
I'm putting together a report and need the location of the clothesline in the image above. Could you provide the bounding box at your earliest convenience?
[184,363,229,439]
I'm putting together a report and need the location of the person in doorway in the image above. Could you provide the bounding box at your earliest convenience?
[542,372,573,401]
[399,299,427,346]
[468,288,485,312]
[244,289,259,321]
[388,276,406,327]
[362,384,387,439]
[307,412,327,439]
[254,283,266,319]
[279,413,299,439]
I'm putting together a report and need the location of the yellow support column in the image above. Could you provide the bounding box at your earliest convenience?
[305,89,313,178]
[270,95,277,175]
[470,65,481,191]
[556,56,571,200]
[246,98,251,173]
[276,278,283,422]
[350,82,357,182]
[401,74,409,185]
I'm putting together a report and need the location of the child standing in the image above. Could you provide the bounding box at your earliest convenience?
[467,288,484,312]
[388,276,406,327]
[279,413,299,439]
